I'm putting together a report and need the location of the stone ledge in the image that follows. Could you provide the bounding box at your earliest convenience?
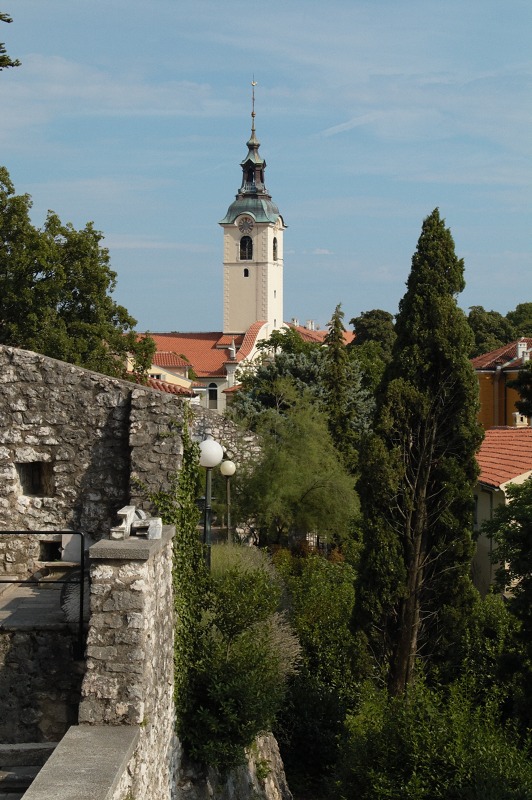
[21,725,139,800]
[90,525,174,562]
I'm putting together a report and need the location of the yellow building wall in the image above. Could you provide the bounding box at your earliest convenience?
[476,370,527,429]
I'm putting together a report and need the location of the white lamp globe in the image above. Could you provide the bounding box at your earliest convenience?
[220,460,236,477]
[199,438,224,468]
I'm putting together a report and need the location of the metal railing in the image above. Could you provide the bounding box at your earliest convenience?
[0,530,86,658]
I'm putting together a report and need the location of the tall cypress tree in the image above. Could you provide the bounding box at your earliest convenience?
[354,209,483,695]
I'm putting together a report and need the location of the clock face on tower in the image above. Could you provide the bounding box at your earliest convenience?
[238,216,254,233]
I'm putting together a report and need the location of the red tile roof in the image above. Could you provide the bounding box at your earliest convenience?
[288,323,355,346]
[477,427,532,488]
[147,377,195,397]
[472,338,532,370]
[152,351,190,368]
[147,324,267,378]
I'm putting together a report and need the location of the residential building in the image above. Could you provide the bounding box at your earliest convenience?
[473,426,532,595]
[472,338,532,429]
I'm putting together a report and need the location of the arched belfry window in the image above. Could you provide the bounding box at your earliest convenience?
[273,237,278,261]
[240,236,253,261]
[208,383,218,410]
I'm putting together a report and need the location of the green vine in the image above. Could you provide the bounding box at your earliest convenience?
[147,406,208,726]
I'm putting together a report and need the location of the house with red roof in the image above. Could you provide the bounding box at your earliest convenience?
[473,426,532,595]
[472,338,532,429]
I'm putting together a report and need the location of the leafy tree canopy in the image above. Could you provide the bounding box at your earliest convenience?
[0,12,20,70]
[506,302,532,337]
[229,313,373,471]
[235,395,359,548]
[350,308,396,356]
[255,325,317,355]
[508,362,532,418]
[0,167,154,379]
[467,305,516,357]
[482,476,532,730]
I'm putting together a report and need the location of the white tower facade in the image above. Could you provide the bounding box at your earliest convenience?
[220,107,285,336]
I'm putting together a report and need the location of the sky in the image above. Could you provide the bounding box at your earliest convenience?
[1,0,531,333]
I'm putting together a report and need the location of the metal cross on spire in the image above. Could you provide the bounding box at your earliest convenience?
[251,78,257,130]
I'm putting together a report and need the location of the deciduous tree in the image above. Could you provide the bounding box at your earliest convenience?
[467,305,516,357]
[350,308,396,355]
[0,12,20,71]
[0,167,154,378]
[508,362,532,418]
[237,395,358,548]
[506,303,532,337]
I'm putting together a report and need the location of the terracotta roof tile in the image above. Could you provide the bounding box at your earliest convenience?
[152,351,190,368]
[147,320,354,380]
[288,323,355,346]
[147,377,195,397]
[236,321,267,362]
[472,338,532,370]
[477,427,532,488]
[147,325,266,378]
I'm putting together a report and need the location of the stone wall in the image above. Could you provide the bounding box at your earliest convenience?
[78,527,178,800]
[0,626,82,743]
[0,345,257,575]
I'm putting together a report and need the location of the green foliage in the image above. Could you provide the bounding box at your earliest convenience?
[484,477,532,630]
[228,315,373,462]
[337,679,532,800]
[506,303,532,337]
[273,552,358,793]
[354,209,483,694]
[236,396,359,548]
[0,12,20,70]
[0,167,153,379]
[322,304,362,470]
[482,477,532,730]
[348,309,396,394]
[147,412,206,723]
[255,326,316,355]
[350,308,396,355]
[467,305,516,357]
[458,594,520,701]
[182,544,301,772]
[508,361,532,418]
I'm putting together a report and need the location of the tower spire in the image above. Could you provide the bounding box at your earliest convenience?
[251,78,257,135]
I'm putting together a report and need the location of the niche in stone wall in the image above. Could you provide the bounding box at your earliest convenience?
[15,461,55,497]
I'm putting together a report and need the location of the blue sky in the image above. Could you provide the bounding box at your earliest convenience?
[2,0,531,332]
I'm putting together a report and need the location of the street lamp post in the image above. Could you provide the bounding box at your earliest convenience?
[220,459,236,542]
[199,436,224,569]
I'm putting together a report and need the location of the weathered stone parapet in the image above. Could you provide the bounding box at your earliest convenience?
[21,725,139,800]
[79,525,177,800]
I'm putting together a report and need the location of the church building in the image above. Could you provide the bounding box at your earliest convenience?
[142,102,330,413]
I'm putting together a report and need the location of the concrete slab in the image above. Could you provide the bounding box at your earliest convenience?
[22,726,139,800]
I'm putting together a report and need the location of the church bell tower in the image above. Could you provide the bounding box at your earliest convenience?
[219,85,285,336]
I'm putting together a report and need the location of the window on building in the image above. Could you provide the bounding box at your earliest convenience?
[273,237,278,261]
[16,462,54,497]
[243,268,249,277]
[240,236,253,260]
[208,383,218,410]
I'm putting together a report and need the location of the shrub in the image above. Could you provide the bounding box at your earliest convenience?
[182,543,301,772]
[337,679,532,800]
